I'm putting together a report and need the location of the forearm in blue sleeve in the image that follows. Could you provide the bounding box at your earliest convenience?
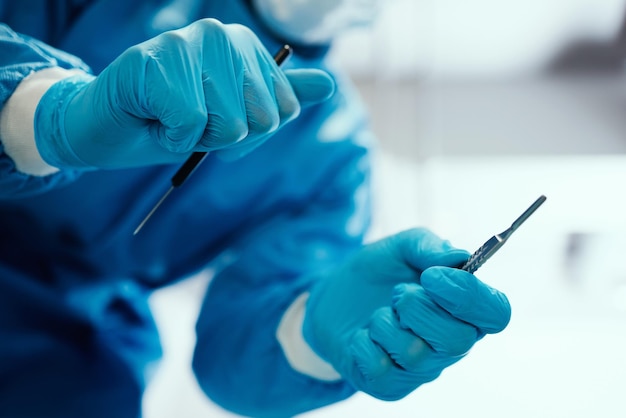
[0,24,91,198]
[0,24,90,107]
[192,151,372,417]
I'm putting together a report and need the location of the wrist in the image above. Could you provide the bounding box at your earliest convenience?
[277,292,342,382]
[0,67,87,175]
[34,73,96,169]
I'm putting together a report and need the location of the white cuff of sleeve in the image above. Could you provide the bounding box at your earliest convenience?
[0,67,86,176]
[276,292,342,382]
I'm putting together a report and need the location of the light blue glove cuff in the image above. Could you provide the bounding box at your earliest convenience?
[34,74,96,169]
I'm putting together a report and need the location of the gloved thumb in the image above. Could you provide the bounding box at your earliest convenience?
[393,228,470,272]
[284,69,336,106]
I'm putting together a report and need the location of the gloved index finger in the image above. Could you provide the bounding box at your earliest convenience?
[395,228,470,273]
[420,266,511,334]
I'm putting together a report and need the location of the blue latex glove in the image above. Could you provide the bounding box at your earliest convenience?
[303,228,511,400]
[34,18,335,169]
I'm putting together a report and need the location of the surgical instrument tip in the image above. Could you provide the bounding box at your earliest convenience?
[133,45,293,235]
[460,195,547,273]
[510,194,546,231]
[133,186,174,235]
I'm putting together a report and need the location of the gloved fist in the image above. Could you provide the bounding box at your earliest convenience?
[34,18,335,169]
[303,228,511,400]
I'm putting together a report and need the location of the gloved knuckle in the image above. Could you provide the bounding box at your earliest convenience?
[359,373,416,402]
[367,309,392,342]
[250,109,280,134]
[198,117,247,149]
[392,283,421,315]
[159,134,190,153]
[195,19,232,48]
[182,109,209,131]
[350,329,392,379]
[442,332,475,357]
[194,18,224,35]
[487,315,510,335]
[226,22,255,39]
[397,339,431,371]
[123,43,142,58]
[122,43,154,71]
[497,313,512,332]
[220,119,249,144]
[218,22,259,51]
[158,28,189,47]
[279,96,300,120]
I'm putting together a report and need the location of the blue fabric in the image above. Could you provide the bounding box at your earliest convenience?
[0,1,373,417]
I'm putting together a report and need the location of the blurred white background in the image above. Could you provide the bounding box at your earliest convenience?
[145,1,626,417]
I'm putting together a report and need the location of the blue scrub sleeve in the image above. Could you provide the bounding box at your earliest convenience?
[193,145,372,417]
[0,24,91,198]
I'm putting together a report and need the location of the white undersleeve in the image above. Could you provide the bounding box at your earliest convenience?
[276,292,342,381]
[0,67,85,175]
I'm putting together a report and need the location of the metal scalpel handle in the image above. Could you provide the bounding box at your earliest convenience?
[460,195,547,273]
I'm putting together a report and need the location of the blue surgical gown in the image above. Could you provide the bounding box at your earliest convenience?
[0,1,374,417]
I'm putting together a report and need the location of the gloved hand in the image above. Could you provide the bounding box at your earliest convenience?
[303,228,511,400]
[34,18,335,169]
